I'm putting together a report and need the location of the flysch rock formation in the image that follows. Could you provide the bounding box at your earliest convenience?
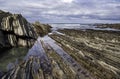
[0,10,37,48]
[0,10,51,52]
[49,29,120,79]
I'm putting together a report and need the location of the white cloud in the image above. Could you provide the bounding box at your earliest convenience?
[0,0,120,23]
[61,0,73,3]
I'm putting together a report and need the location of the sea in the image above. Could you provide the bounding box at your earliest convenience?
[49,23,119,31]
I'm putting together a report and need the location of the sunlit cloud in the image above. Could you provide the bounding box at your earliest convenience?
[61,0,73,3]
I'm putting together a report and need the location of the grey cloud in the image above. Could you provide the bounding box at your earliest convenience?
[0,0,120,23]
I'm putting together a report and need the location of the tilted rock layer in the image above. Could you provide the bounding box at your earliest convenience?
[0,10,37,50]
[50,29,120,79]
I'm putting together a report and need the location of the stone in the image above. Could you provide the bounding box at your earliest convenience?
[33,21,52,36]
[0,10,37,48]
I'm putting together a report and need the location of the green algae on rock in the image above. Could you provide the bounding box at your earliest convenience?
[32,21,52,37]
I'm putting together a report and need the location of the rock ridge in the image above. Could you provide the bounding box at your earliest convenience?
[0,10,51,52]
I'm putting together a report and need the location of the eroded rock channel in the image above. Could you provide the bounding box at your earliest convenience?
[1,28,120,79]
[50,29,120,79]
[0,10,120,79]
[1,35,94,79]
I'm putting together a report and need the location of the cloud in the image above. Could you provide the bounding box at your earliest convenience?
[61,0,73,3]
[0,0,120,23]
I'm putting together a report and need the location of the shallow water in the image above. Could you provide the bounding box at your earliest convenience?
[25,37,49,61]
[42,35,92,78]
[0,47,29,71]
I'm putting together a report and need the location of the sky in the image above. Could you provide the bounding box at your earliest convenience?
[0,0,120,23]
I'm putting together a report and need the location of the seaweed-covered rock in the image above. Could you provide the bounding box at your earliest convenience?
[33,21,52,36]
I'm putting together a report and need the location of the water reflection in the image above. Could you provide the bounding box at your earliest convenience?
[0,47,29,71]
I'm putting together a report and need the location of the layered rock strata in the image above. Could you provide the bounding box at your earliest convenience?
[0,10,52,52]
[49,29,120,79]
[0,10,37,50]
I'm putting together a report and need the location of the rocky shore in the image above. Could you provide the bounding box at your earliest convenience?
[0,10,120,79]
[1,28,120,79]
[0,35,94,79]
[94,23,120,30]
[49,29,120,79]
[32,21,52,37]
[0,10,51,52]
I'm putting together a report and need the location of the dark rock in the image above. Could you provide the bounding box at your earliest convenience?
[32,21,52,37]
[0,10,37,48]
[0,70,5,79]
[94,23,120,30]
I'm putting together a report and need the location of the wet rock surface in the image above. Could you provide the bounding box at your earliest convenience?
[1,36,94,79]
[94,23,120,30]
[49,29,120,79]
[0,10,120,79]
[1,28,120,79]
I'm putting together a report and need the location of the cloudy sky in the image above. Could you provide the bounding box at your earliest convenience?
[0,0,120,23]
